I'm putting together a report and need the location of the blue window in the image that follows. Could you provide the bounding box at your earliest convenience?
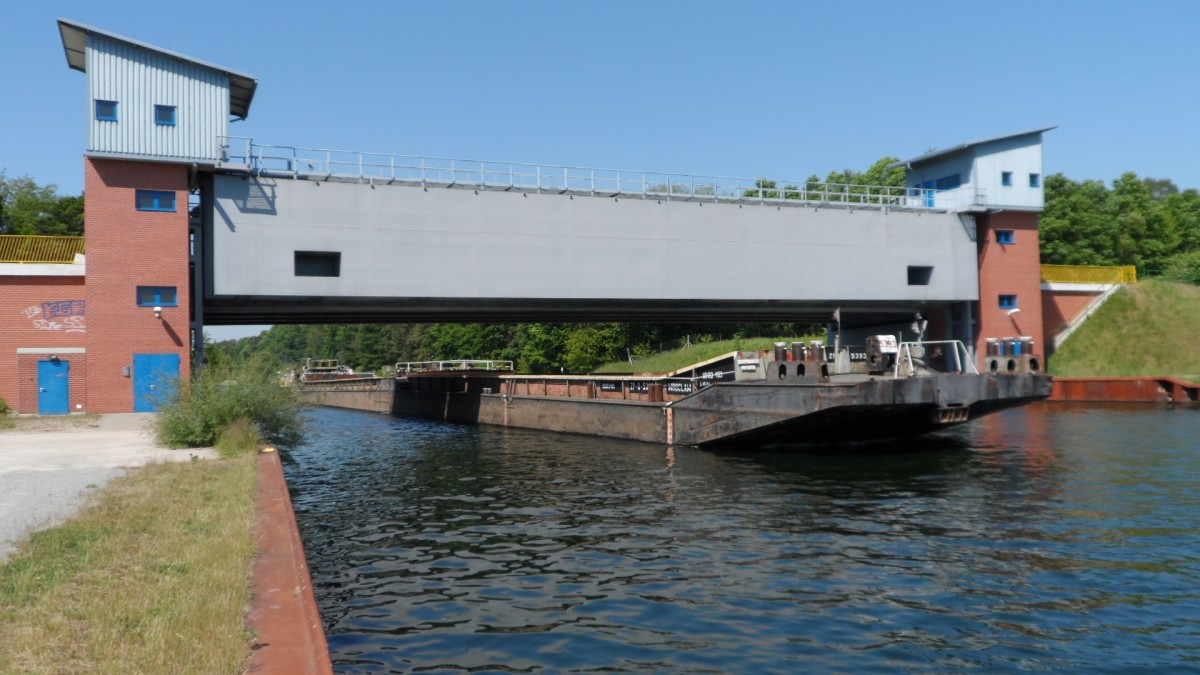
[1029,173,1041,188]
[95,99,118,121]
[997,229,1016,245]
[999,294,1019,310]
[1001,171,1013,187]
[137,286,178,307]
[155,105,176,126]
[135,190,176,212]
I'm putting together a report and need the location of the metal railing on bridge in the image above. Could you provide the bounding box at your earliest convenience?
[395,360,515,375]
[0,235,85,264]
[1041,265,1138,285]
[218,137,986,212]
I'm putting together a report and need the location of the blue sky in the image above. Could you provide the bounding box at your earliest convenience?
[4,2,1197,338]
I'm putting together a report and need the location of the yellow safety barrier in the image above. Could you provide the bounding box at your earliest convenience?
[0,235,85,263]
[1041,264,1137,285]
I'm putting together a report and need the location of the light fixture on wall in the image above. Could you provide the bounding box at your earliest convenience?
[154,306,163,319]
[1007,307,1023,334]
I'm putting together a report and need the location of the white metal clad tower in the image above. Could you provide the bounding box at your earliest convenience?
[58,18,258,163]
[890,127,1055,211]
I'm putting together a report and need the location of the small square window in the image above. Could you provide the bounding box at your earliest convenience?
[155,105,176,126]
[1001,171,1013,187]
[999,294,1019,310]
[907,265,933,285]
[135,190,177,212]
[295,251,342,277]
[1029,173,1041,188]
[137,286,178,307]
[95,99,118,122]
[996,230,1015,245]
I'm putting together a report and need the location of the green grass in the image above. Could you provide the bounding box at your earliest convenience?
[1049,279,1200,378]
[593,336,823,374]
[0,444,258,673]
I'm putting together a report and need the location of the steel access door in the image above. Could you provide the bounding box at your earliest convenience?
[133,353,180,412]
[37,359,70,415]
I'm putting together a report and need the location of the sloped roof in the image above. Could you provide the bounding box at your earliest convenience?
[889,126,1057,169]
[58,18,258,120]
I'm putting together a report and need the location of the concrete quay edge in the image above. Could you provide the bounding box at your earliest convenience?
[246,450,333,674]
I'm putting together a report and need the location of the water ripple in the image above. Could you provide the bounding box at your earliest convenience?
[287,404,1200,673]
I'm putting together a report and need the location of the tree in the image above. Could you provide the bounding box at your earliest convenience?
[0,171,83,236]
[1164,189,1200,253]
[1040,174,1115,265]
[1110,172,1179,271]
[1143,177,1179,201]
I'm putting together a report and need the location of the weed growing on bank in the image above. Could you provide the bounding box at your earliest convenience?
[157,355,305,449]
[215,417,262,458]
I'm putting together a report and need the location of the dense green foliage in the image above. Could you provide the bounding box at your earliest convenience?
[211,321,822,375]
[156,355,305,449]
[1041,173,1200,274]
[0,172,83,236]
[1048,280,1200,378]
[1161,250,1200,285]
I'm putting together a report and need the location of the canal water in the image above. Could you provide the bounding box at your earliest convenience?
[285,404,1199,673]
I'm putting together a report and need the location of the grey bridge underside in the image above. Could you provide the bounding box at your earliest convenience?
[200,173,980,325]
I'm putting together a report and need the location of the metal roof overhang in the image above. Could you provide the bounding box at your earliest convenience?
[57,18,258,120]
[888,126,1058,170]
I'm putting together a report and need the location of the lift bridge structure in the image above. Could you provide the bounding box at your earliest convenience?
[197,137,989,349]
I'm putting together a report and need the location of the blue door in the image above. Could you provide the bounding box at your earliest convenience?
[38,360,71,415]
[921,180,936,207]
[134,353,180,412]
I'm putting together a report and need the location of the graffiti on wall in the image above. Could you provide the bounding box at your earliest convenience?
[24,300,87,333]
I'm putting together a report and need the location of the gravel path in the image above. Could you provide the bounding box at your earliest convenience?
[0,413,217,563]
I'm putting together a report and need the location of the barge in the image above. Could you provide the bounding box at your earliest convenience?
[387,338,1052,447]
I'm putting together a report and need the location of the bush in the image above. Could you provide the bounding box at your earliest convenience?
[0,396,10,415]
[156,355,306,449]
[1161,250,1200,285]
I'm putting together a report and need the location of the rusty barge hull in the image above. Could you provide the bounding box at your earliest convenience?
[391,372,1052,447]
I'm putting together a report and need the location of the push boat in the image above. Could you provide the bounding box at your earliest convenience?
[388,337,1052,447]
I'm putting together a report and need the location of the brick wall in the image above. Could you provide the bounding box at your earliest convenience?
[84,157,191,413]
[0,276,88,413]
[976,211,1045,362]
[1042,290,1101,339]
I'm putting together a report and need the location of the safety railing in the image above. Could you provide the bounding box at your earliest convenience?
[218,136,984,211]
[894,340,978,377]
[1041,264,1137,285]
[0,235,84,263]
[396,360,514,374]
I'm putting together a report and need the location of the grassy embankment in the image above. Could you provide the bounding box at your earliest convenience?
[0,443,258,673]
[0,358,303,673]
[1049,279,1200,379]
[593,335,824,374]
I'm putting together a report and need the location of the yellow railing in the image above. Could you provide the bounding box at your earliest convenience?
[1041,264,1137,285]
[0,235,85,263]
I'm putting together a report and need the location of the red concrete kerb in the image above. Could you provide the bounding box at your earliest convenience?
[246,450,333,674]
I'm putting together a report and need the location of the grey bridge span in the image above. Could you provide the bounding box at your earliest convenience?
[196,142,983,333]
